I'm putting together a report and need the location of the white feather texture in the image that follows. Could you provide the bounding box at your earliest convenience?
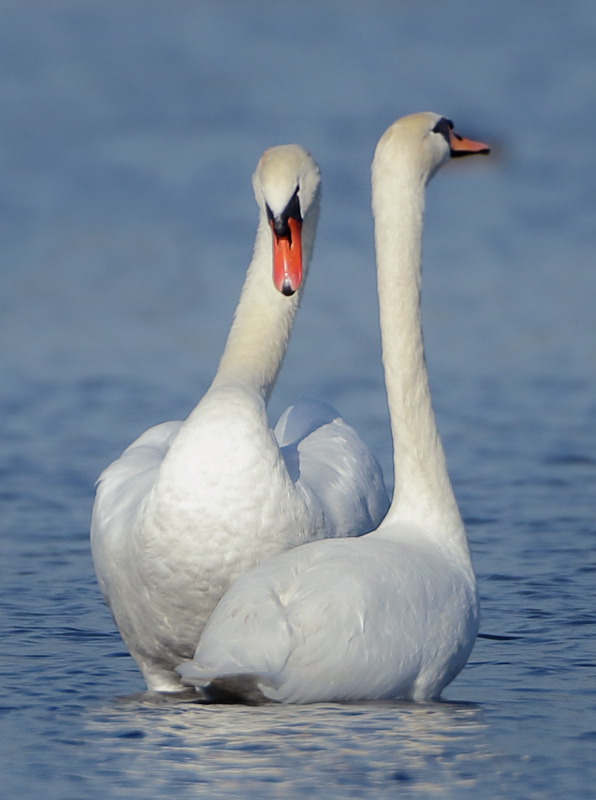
[177,113,484,703]
[90,145,389,692]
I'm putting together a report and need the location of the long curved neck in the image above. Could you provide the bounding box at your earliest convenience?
[212,201,316,404]
[372,154,464,542]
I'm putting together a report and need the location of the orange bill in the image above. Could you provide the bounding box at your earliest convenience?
[271,217,303,296]
[449,129,490,157]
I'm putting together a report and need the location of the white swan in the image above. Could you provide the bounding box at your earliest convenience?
[177,113,490,703]
[91,145,389,692]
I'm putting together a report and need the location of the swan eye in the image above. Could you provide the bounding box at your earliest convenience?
[431,117,453,143]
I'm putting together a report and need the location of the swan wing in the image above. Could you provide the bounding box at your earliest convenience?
[177,539,380,700]
[274,398,341,446]
[90,421,183,597]
[177,536,478,704]
[274,399,390,536]
[177,541,355,695]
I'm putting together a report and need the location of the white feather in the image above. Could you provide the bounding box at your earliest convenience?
[177,113,486,703]
[91,146,389,691]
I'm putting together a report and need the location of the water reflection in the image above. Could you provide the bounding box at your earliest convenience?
[86,697,491,796]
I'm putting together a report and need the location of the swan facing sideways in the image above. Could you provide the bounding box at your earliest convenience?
[177,114,490,704]
[91,145,389,693]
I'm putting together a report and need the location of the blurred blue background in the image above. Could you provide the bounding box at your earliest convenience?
[1,2,595,798]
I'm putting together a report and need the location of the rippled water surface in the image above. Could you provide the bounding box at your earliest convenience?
[2,1,596,797]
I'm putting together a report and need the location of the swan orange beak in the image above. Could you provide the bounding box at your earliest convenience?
[449,129,490,158]
[271,216,303,296]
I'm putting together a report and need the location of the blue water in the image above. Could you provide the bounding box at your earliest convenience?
[2,1,596,797]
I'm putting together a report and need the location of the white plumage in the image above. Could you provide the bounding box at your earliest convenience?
[177,113,489,703]
[91,145,389,692]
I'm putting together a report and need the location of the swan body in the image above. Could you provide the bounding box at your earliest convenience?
[177,113,489,703]
[91,145,389,692]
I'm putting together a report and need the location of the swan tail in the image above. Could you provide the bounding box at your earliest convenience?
[176,662,276,705]
[206,675,272,705]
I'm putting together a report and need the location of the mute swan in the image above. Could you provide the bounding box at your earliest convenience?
[177,114,490,703]
[91,145,389,692]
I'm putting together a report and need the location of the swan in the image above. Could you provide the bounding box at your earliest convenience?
[91,144,390,692]
[177,113,490,703]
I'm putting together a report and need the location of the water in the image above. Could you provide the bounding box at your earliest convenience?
[1,0,596,797]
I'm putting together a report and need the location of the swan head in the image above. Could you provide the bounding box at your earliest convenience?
[253,144,321,297]
[373,112,489,185]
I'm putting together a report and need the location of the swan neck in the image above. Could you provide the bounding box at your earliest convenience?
[373,156,463,539]
[213,199,317,403]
